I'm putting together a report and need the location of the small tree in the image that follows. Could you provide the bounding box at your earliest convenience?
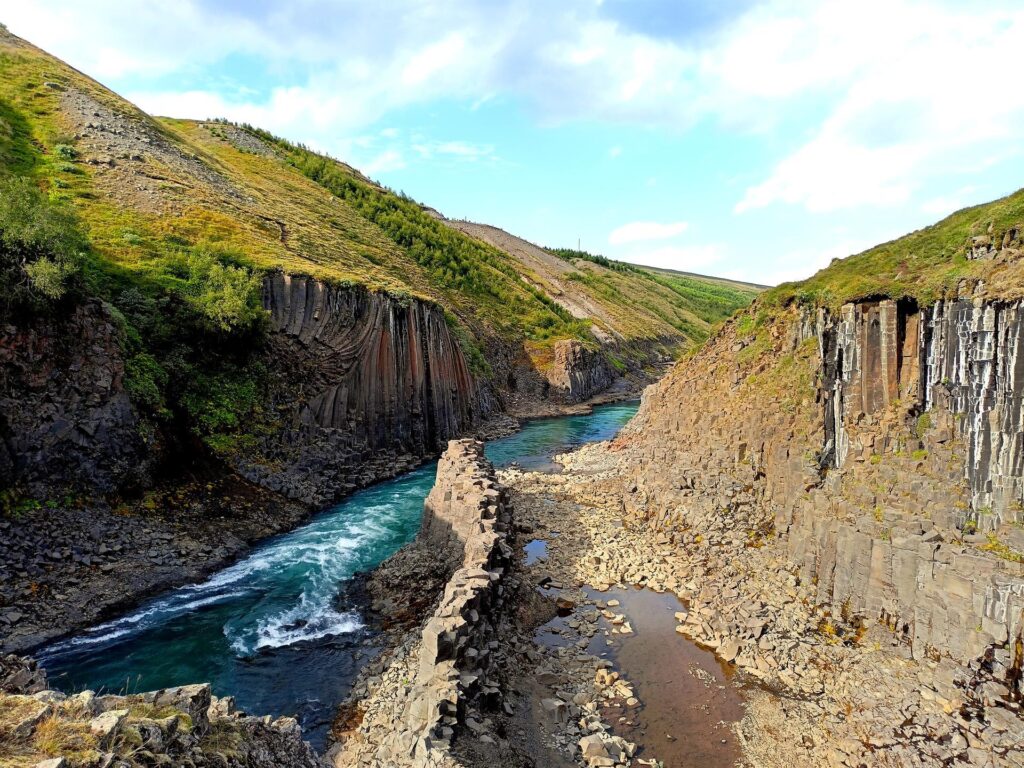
[0,176,88,317]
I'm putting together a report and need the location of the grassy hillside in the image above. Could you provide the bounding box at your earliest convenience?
[763,187,1024,311]
[0,26,758,464]
[549,247,759,333]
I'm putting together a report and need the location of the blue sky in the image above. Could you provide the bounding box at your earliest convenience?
[6,1,1024,284]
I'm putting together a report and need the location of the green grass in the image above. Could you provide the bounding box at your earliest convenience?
[551,246,755,344]
[760,186,1024,311]
[238,123,591,343]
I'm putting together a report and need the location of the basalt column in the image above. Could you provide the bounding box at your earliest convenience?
[248,273,483,504]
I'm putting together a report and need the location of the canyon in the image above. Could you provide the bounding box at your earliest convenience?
[3,22,1024,768]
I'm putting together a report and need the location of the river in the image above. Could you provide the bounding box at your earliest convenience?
[39,401,639,747]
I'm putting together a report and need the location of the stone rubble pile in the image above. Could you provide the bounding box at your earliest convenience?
[501,433,1024,767]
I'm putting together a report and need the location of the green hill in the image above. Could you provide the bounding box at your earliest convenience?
[0,27,757,462]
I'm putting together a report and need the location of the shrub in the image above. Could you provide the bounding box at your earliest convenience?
[182,248,264,333]
[53,143,78,160]
[914,412,932,438]
[125,352,169,415]
[0,175,88,317]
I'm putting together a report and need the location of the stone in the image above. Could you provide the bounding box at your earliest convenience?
[89,709,128,745]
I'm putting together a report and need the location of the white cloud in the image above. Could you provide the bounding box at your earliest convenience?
[919,186,979,217]
[362,150,406,175]
[757,240,875,287]
[415,141,495,161]
[734,2,1024,214]
[608,220,688,245]
[6,0,1024,217]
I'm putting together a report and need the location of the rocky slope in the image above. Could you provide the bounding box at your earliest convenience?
[442,218,758,405]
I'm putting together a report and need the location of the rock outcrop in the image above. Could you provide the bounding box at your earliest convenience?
[821,296,1024,528]
[330,440,513,767]
[544,340,617,403]
[238,274,491,504]
[0,655,324,767]
[606,291,1024,765]
[0,301,148,498]
[619,294,1024,672]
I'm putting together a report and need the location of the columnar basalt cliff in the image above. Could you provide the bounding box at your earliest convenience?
[543,339,617,403]
[237,273,492,504]
[618,290,1024,675]
[622,295,1024,666]
[330,440,514,767]
[821,296,1024,529]
[610,287,1024,763]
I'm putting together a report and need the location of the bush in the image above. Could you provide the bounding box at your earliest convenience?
[182,248,264,333]
[125,352,169,415]
[53,143,78,161]
[0,175,88,317]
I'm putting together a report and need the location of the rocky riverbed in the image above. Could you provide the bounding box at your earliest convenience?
[330,433,1023,767]
[493,442,1024,767]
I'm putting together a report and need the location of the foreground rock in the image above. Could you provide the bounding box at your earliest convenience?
[0,654,324,768]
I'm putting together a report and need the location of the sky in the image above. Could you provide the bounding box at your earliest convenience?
[5,0,1024,285]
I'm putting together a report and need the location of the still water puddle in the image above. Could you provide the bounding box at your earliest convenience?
[536,585,745,768]
[524,539,549,565]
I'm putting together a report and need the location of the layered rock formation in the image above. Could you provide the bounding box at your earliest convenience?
[0,301,147,497]
[331,440,514,767]
[822,296,1024,528]
[610,292,1024,764]
[543,340,617,403]
[239,274,491,504]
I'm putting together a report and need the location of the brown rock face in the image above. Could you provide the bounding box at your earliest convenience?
[545,339,616,403]
[616,298,1024,669]
[242,273,489,504]
[266,273,478,447]
[821,299,921,467]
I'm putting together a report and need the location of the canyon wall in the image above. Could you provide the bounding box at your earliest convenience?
[544,339,617,403]
[619,295,1024,673]
[239,273,491,504]
[822,297,1024,528]
[331,440,514,767]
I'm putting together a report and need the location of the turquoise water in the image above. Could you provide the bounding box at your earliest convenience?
[39,401,638,746]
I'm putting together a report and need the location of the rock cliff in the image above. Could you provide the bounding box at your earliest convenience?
[236,273,492,505]
[622,293,1024,666]
[0,301,148,498]
[544,340,617,403]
